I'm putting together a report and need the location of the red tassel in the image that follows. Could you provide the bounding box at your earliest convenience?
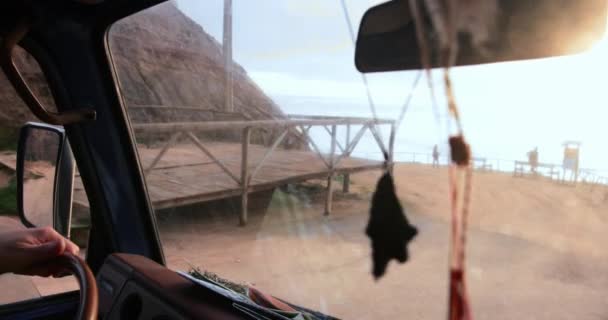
[448,269,472,320]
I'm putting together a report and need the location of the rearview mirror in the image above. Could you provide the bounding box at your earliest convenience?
[16,122,75,237]
[355,0,608,72]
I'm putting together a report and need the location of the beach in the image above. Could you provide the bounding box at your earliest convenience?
[1,162,607,318]
[157,163,608,319]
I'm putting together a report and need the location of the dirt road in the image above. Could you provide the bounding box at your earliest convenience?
[1,163,607,318]
[158,165,608,319]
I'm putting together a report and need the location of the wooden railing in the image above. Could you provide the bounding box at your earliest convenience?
[131,115,395,225]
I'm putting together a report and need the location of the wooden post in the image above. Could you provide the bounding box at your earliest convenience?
[325,125,337,216]
[346,124,351,151]
[325,174,334,216]
[323,126,345,153]
[342,174,350,193]
[223,0,234,112]
[240,127,251,226]
[343,124,351,193]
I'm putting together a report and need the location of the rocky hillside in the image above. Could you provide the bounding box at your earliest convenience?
[109,2,285,124]
[0,2,292,146]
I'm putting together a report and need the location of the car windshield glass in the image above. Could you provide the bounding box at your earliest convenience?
[109,2,608,319]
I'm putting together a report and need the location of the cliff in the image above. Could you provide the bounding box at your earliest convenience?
[0,2,290,146]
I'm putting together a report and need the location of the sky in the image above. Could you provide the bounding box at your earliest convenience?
[174,0,608,173]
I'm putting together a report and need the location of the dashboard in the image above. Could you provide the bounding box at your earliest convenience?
[97,254,245,320]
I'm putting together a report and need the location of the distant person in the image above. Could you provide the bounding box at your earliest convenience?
[432,145,440,167]
[527,147,539,173]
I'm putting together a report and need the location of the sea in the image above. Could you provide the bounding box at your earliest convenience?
[274,86,608,178]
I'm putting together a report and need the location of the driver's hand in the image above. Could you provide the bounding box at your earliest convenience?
[0,226,80,277]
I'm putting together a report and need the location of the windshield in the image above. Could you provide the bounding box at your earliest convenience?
[109,2,608,319]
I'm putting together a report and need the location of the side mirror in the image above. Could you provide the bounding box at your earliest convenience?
[16,122,75,237]
[355,0,607,72]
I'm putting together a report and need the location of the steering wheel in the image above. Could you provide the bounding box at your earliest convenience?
[54,253,98,320]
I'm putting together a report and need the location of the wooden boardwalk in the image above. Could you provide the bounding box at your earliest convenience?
[1,115,395,226]
[147,143,379,207]
[73,113,396,225]
[72,143,384,221]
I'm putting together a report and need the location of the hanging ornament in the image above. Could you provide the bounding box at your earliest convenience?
[366,153,418,279]
[338,0,420,280]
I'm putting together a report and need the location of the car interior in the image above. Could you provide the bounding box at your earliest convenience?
[0,0,607,319]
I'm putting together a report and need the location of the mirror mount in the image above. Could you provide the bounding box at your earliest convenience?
[16,122,75,237]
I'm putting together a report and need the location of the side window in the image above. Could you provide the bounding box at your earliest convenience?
[0,47,90,304]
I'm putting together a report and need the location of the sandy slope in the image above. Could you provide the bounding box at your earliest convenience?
[2,163,607,318]
[157,163,608,319]
[352,164,608,258]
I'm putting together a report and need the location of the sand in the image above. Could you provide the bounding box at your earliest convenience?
[2,163,608,318]
[157,163,608,319]
[360,165,608,258]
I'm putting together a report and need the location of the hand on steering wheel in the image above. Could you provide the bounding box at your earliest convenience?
[0,226,79,276]
[0,226,98,319]
[54,253,98,320]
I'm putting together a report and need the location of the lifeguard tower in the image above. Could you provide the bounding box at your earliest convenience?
[562,141,581,182]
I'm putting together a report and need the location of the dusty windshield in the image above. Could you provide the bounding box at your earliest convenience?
[110,1,608,319]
